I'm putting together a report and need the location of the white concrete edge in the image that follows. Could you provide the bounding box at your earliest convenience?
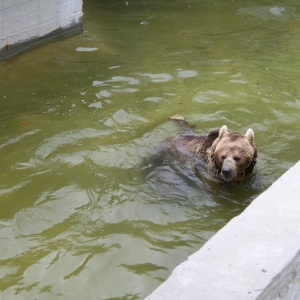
[0,0,83,60]
[146,160,300,300]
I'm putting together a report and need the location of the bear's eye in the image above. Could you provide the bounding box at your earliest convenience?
[221,155,226,160]
[234,156,241,162]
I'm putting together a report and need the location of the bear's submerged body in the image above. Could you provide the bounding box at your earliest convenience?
[149,117,257,183]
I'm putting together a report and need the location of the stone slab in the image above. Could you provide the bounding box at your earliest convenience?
[0,0,83,60]
[146,160,300,300]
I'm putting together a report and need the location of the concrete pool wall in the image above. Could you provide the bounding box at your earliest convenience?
[0,0,83,60]
[146,160,300,300]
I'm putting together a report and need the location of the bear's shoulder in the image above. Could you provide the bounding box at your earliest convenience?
[205,129,220,148]
[166,129,220,162]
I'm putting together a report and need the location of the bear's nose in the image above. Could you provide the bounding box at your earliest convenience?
[222,168,232,178]
[221,160,234,180]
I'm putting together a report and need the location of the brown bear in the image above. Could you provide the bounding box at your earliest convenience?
[161,115,257,182]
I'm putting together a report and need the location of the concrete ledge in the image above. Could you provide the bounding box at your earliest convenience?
[146,160,300,300]
[0,0,83,60]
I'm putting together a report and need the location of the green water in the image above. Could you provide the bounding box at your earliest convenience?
[0,1,299,299]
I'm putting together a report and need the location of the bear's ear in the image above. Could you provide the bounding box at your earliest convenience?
[245,128,254,145]
[219,125,228,139]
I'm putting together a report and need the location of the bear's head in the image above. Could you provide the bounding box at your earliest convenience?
[209,125,257,182]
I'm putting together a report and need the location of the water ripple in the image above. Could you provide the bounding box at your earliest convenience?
[0,129,41,149]
[35,128,113,159]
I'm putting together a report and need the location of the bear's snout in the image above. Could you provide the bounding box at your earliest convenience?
[221,159,236,181]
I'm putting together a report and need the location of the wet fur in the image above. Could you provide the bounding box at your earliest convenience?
[160,118,257,181]
[207,133,257,180]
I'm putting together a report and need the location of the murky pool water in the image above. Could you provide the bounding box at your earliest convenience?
[1,1,300,299]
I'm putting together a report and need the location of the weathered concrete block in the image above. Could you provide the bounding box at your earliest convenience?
[146,160,300,300]
[0,0,83,60]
